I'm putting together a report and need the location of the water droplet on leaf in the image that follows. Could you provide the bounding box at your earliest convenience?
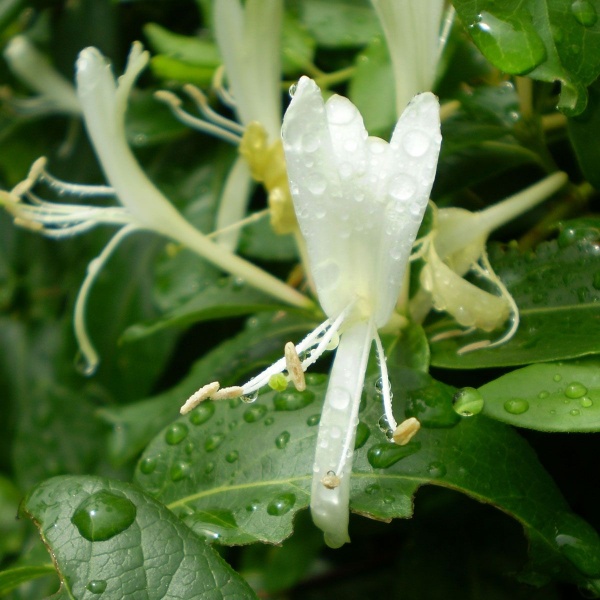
[139,457,157,475]
[452,387,484,416]
[273,389,315,411]
[275,431,291,449]
[565,381,588,399]
[189,403,215,425]
[427,462,447,478]
[367,442,421,468]
[581,397,593,408]
[267,493,296,516]
[165,423,188,445]
[307,413,320,426]
[503,399,530,415]
[72,491,136,542]
[225,451,239,463]
[170,461,191,482]
[571,0,598,26]
[243,404,268,423]
[204,433,225,452]
[87,580,107,594]
[354,422,370,449]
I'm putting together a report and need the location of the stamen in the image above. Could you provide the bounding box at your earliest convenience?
[155,90,242,145]
[206,208,269,240]
[213,65,237,109]
[74,224,139,375]
[181,381,220,414]
[300,306,350,371]
[321,471,341,489]
[374,330,397,431]
[285,341,306,391]
[392,417,420,445]
[183,84,244,135]
[430,326,476,343]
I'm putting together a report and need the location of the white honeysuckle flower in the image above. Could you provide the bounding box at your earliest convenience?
[371,0,450,114]
[411,172,568,351]
[156,0,294,244]
[0,42,310,374]
[2,35,81,116]
[183,77,442,548]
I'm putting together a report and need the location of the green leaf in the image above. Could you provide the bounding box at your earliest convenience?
[299,0,381,48]
[21,475,257,599]
[348,35,395,135]
[238,218,299,262]
[454,0,600,115]
[101,313,317,465]
[136,361,600,591]
[149,55,216,86]
[0,566,56,596]
[281,12,317,75]
[479,360,600,431]
[121,275,292,342]
[429,238,600,368]
[143,23,220,66]
[0,474,25,562]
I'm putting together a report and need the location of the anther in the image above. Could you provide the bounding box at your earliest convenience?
[284,341,306,391]
[321,471,341,489]
[392,417,421,446]
[211,385,244,400]
[180,381,220,415]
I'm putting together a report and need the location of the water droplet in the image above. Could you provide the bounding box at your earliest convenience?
[189,403,215,425]
[565,381,588,399]
[427,462,447,478]
[468,11,547,74]
[503,399,530,415]
[452,387,484,416]
[538,390,550,399]
[402,130,430,157]
[329,387,351,410]
[165,423,188,445]
[405,384,461,428]
[72,491,136,542]
[185,442,194,455]
[301,133,320,153]
[553,374,563,382]
[581,397,593,408]
[570,409,581,416]
[87,580,107,594]
[312,260,341,289]
[246,500,260,512]
[170,461,191,482]
[305,373,326,385]
[383,495,394,504]
[307,413,320,426]
[306,172,327,195]
[241,391,258,404]
[367,442,421,469]
[273,389,315,411]
[139,456,157,475]
[204,433,225,452]
[225,451,239,463]
[326,96,358,125]
[204,461,215,474]
[354,422,370,449]
[275,431,291,449]
[365,483,381,495]
[264,416,274,426]
[289,83,297,97]
[229,397,241,409]
[388,174,416,201]
[571,0,598,26]
[243,404,268,423]
[267,493,296,516]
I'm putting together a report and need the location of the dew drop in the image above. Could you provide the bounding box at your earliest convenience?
[388,174,417,201]
[581,397,593,408]
[288,83,297,97]
[306,413,320,426]
[72,491,136,542]
[204,461,215,474]
[565,381,588,399]
[243,404,268,423]
[165,423,189,445]
[267,493,296,516]
[204,433,225,452]
[365,483,381,495]
[427,461,447,478]
[87,580,107,595]
[402,130,430,157]
[225,450,239,463]
[553,374,563,382]
[170,461,191,482]
[383,495,394,505]
[570,409,581,416]
[273,389,315,411]
[189,403,215,425]
[538,390,550,399]
[306,172,327,195]
[452,387,484,416]
[301,133,320,153]
[367,442,421,469]
[275,431,291,449]
[326,96,357,125]
[185,442,195,455]
[264,416,275,426]
[241,391,259,404]
[503,398,530,415]
[354,422,371,449]
[139,456,157,475]
[329,387,351,410]
[246,500,260,512]
[229,397,241,409]
[305,373,327,385]
[571,0,598,26]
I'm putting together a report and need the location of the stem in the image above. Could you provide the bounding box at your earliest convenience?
[516,76,533,119]
[313,66,356,89]
[310,320,373,549]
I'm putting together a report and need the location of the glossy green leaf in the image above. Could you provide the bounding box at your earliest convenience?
[479,361,600,431]
[0,565,56,596]
[121,275,292,342]
[136,362,600,591]
[430,238,600,368]
[348,35,395,135]
[101,313,317,465]
[21,476,257,599]
[144,23,220,66]
[149,55,217,86]
[454,0,600,115]
[281,12,317,75]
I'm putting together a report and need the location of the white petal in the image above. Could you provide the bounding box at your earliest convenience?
[311,320,374,548]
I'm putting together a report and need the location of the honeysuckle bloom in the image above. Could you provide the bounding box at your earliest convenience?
[2,35,81,117]
[371,0,451,113]
[184,77,442,547]
[0,42,310,374]
[411,172,568,351]
[157,0,295,248]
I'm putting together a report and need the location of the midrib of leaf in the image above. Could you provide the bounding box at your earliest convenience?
[520,301,600,316]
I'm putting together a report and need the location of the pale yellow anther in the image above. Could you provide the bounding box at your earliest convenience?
[284,341,306,391]
[211,385,244,400]
[154,90,182,108]
[321,473,341,489]
[180,381,220,415]
[392,417,421,446]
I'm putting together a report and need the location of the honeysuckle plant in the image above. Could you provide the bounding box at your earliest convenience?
[2,2,600,599]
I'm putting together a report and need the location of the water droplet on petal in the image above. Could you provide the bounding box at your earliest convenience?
[267,493,296,516]
[388,174,417,201]
[301,133,320,153]
[326,96,358,125]
[402,130,430,157]
[329,387,351,410]
[241,390,259,404]
[306,172,327,195]
[72,491,136,542]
